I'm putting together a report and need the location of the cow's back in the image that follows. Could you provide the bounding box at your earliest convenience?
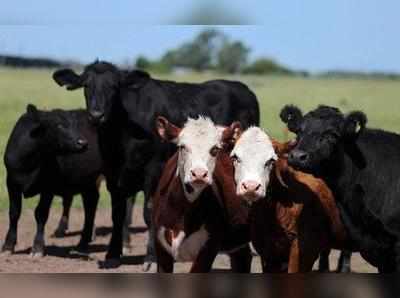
[120,78,259,136]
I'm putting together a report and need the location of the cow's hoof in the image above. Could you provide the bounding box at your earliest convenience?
[142,261,157,273]
[51,229,67,238]
[337,267,351,273]
[30,251,44,258]
[98,258,121,269]
[0,249,14,256]
[70,247,90,259]
[1,245,15,255]
[122,245,132,256]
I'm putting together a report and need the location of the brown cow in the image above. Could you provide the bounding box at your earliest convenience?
[224,126,350,272]
[152,117,251,273]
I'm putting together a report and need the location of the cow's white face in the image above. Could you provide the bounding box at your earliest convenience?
[157,116,230,202]
[174,117,223,201]
[230,127,277,203]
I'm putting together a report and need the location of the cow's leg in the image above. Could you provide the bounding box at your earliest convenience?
[189,241,219,273]
[288,239,318,273]
[31,193,54,257]
[263,258,288,273]
[74,187,99,255]
[394,241,400,273]
[100,187,126,269]
[318,248,331,272]
[229,245,252,273]
[52,195,73,238]
[337,250,352,273]
[142,192,157,272]
[2,179,22,254]
[155,239,174,273]
[122,193,137,255]
[378,261,396,273]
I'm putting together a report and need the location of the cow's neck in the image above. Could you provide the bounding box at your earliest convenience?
[319,143,353,202]
[182,182,204,203]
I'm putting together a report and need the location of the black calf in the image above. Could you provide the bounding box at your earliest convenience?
[2,105,102,256]
[281,104,400,272]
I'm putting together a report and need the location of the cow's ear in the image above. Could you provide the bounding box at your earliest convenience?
[26,104,45,138]
[52,69,83,90]
[344,111,367,138]
[156,116,181,143]
[26,104,40,122]
[123,70,150,89]
[280,105,303,133]
[221,121,242,150]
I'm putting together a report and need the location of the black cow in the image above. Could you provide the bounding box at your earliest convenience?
[52,61,260,269]
[2,104,102,257]
[280,104,400,272]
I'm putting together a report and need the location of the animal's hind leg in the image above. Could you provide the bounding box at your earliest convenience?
[101,187,126,269]
[142,192,157,272]
[337,250,352,273]
[2,178,22,253]
[123,193,137,255]
[229,245,252,273]
[190,240,219,273]
[155,239,174,273]
[52,195,73,238]
[318,249,331,272]
[31,193,54,257]
[75,187,99,255]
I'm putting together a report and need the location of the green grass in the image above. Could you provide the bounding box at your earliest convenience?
[1,67,399,211]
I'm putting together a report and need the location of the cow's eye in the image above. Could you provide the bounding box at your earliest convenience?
[318,136,326,144]
[265,159,275,168]
[57,123,64,129]
[210,146,220,157]
[231,154,241,163]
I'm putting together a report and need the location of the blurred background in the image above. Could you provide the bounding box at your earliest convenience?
[0,0,399,273]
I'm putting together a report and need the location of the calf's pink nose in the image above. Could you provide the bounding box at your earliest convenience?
[241,181,261,193]
[191,168,209,180]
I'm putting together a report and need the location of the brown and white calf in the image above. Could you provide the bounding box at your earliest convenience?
[227,127,349,272]
[153,116,251,273]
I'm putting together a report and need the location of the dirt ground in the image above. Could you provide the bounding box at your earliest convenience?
[0,206,376,273]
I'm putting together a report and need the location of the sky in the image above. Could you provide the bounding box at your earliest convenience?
[0,0,399,73]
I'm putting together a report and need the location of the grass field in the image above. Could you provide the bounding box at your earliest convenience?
[0,67,399,211]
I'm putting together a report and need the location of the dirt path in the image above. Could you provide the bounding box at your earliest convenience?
[0,206,376,273]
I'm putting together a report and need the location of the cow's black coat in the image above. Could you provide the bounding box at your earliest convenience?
[281,104,400,272]
[53,61,260,267]
[2,105,102,256]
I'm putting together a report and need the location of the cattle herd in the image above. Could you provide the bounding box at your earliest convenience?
[2,60,400,273]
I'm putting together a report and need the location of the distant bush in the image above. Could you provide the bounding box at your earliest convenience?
[318,70,400,80]
[135,56,151,70]
[0,55,63,68]
[217,41,250,74]
[242,58,293,75]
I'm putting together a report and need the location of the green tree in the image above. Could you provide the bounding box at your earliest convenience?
[217,41,250,74]
[242,58,293,75]
[164,28,225,71]
[135,55,151,70]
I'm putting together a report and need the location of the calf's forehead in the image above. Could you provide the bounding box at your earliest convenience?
[232,127,275,161]
[178,118,221,147]
[303,115,343,133]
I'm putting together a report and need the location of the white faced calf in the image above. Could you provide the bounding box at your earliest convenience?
[157,116,241,202]
[230,127,277,203]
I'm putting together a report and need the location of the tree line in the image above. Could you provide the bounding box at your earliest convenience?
[1,28,399,79]
[135,28,306,76]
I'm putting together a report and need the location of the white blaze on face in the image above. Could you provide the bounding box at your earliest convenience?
[230,127,277,201]
[175,117,222,202]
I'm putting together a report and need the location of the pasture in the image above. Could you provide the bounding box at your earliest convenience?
[1,67,398,272]
[0,67,399,211]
